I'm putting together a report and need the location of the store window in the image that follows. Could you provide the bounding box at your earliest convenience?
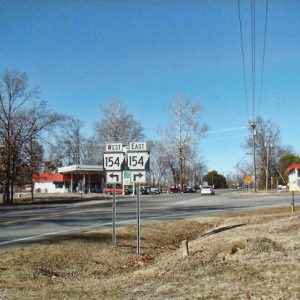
[54,182,64,189]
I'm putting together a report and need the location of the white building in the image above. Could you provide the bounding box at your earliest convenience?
[33,173,71,193]
[286,163,300,191]
[33,165,105,194]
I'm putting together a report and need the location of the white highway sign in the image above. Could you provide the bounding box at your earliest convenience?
[130,171,146,183]
[129,142,147,151]
[127,152,150,170]
[103,153,125,171]
[106,171,122,183]
[105,143,123,152]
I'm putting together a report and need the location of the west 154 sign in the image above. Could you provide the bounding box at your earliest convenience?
[103,152,125,171]
[127,152,150,170]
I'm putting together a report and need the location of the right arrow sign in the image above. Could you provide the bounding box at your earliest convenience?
[130,171,146,183]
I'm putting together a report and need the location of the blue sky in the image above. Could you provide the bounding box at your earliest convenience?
[1,0,299,175]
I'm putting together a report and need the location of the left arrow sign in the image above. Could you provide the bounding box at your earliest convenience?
[106,171,122,184]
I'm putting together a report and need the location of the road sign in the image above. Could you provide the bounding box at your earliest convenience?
[123,170,131,185]
[105,143,123,152]
[130,171,146,183]
[127,152,150,170]
[103,152,125,171]
[106,171,122,183]
[245,176,253,183]
[129,142,147,152]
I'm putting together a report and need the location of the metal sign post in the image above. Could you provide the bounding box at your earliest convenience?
[136,182,141,255]
[112,183,116,246]
[104,143,125,248]
[104,141,149,254]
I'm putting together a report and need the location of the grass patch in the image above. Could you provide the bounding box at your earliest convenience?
[0,208,299,299]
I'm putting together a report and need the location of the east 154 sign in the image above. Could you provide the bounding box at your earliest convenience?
[127,152,150,170]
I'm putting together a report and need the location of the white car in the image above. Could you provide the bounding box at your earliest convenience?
[201,186,215,195]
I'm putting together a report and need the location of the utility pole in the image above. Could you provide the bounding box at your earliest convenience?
[249,121,257,192]
[265,137,273,191]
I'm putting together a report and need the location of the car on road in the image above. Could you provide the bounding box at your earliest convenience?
[183,186,197,193]
[167,187,182,194]
[147,186,161,194]
[125,185,150,195]
[200,186,215,195]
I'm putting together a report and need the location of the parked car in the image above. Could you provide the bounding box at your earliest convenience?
[184,186,196,193]
[200,186,215,195]
[147,186,161,194]
[140,186,150,195]
[277,185,287,191]
[103,184,123,195]
[167,187,182,194]
[22,184,32,192]
[125,185,150,195]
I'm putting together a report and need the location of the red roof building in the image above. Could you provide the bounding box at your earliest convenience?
[285,163,300,191]
[32,173,71,183]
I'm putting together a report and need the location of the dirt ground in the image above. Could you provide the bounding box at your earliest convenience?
[0,207,299,299]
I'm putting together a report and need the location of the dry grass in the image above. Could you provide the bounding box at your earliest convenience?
[0,207,299,299]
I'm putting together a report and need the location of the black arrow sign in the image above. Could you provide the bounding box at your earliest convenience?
[133,172,143,182]
[109,173,119,182]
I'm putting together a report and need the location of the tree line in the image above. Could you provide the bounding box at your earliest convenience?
[0,71,209,205]
[1,70,298,205]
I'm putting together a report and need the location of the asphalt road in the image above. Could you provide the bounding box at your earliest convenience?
[0,190,294,249]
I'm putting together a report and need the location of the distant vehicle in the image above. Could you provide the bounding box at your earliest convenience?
[167,187,182,194]
[147,186,161,194]
[183,186,196,193]
[200,186,215,195]
[140,186,150,195]
[277,185,287,191]
[124,185,150,195]
[22,184,32,192]
[103,184,123,195]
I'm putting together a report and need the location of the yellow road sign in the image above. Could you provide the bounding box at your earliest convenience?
[245,176,253,183]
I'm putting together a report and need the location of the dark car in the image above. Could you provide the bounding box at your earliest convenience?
[184,186,196,193]
[167,187,182,194]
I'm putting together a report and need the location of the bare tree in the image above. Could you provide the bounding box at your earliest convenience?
[81,138,102,165]
[94,98,144,143]
[0,70,63,205]
[148,141,170,186]
[246,117,282,190]
[163,94,207,189]
[49,117,84,166]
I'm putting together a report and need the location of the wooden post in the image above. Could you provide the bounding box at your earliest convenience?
[291,191,295,213]
[181,240,189,258]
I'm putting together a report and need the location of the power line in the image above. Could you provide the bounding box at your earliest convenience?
[258,0,269,116]
[237,0,249,120]
[251,0,256,120]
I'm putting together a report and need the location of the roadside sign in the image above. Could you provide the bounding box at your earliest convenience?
[245,176,253,183]
[105,143,123,152]
[129,142,147,152]
[130,171,146,183]
[123,170,131,185]
[127,152,150,170]
[104,153,125,171]
[106,171,122,183]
